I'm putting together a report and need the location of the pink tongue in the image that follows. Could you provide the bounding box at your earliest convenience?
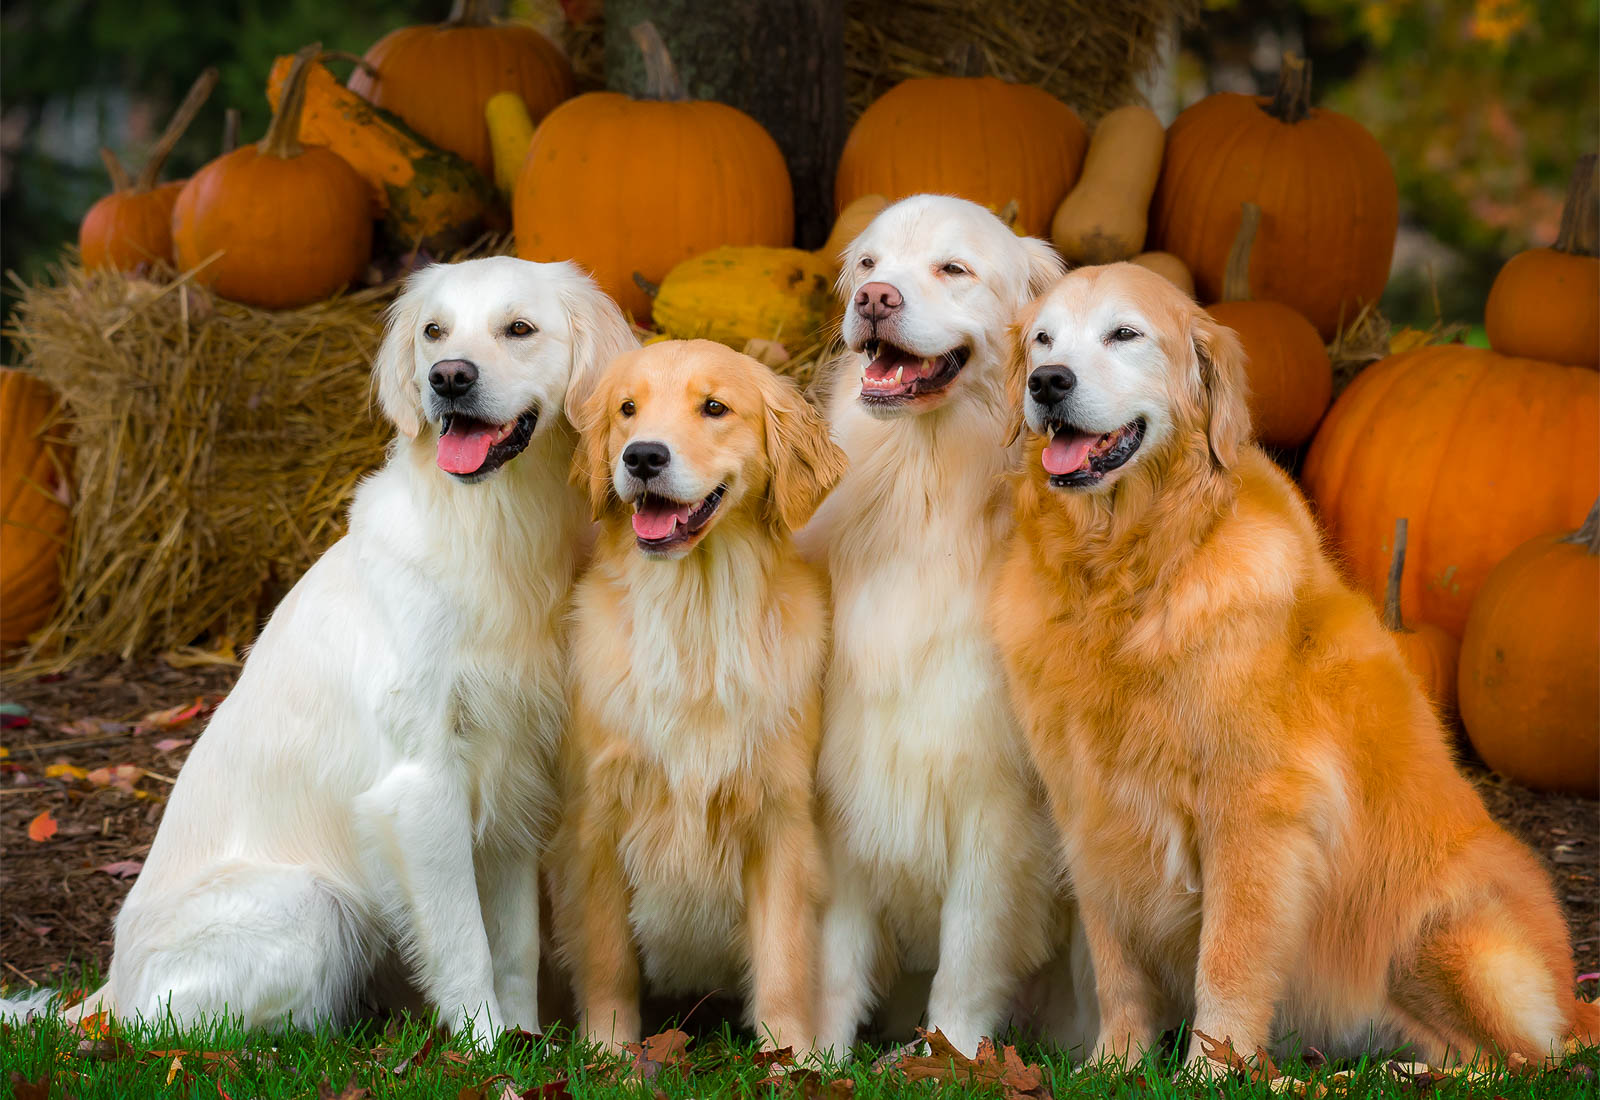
[631,500,691,540]
[437,421,496,474]
[865,351,923,382]
[1042,432,1096,476]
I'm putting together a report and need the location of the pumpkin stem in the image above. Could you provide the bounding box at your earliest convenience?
[1264,53,1312,124]
[1222,202,1261,302]
[318,49,378,80]
[98,147,131,193]
[951,41,986,78]
[1382,516,1411,633]
[631,21,688,102]
[222,108,240,154]
[135,66,218,191]
[1562,498,1600,555]
[632,271,660,298]
[259,45,319,160]
[1553,154,1598,258]
[447,0,495,27]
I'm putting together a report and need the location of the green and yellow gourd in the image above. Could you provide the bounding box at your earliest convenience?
[652,246,838,348]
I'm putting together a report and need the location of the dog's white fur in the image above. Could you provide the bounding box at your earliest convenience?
[48,258,636,1043]
[800,195,1093,1057]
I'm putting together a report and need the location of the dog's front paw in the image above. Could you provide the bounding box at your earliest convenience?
[448,998,506,1052]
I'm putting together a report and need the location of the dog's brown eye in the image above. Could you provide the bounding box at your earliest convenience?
[859,256,875,270]
[506,320,536,337]
[1108,326,1141,343]
[423,323,442,340]
[702,398,728,418]
[941,262,968,276]
[1034,331,1051,347]
[620,399,636,417]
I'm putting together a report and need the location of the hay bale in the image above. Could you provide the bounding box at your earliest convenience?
[5,263,394,670]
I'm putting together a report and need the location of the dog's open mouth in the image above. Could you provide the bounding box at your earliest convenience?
[1042,418,1146,487]
[858,340,971,405]
[631,485,727,553]
[436,409,538,480]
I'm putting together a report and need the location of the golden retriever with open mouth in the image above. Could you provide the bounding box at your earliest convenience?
[992,262,1595,1066]
[553,339,847,1054]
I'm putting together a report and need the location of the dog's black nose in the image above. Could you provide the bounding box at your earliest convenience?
[854,281,904,323]
[428,359,478,399]
[622,441,671,480]
[1028,365,1077,404]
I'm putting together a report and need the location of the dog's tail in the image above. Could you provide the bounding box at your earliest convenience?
[1572,996,1600,1048]
[0,982,111,1025]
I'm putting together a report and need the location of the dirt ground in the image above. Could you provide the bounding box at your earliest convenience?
[2,658,1596,998]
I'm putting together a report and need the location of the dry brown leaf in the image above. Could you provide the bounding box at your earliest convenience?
[877,1029,1052,1100]
[622,1028,693,1080]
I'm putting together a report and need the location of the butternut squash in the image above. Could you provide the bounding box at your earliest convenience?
[1051,105,1165,265]
[485,91,536,202]
[1130,250,1195,297]
[652,245,838,348]
[820,193,889,266]
[266,54,500,255]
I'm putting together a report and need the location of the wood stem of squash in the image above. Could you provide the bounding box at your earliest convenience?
[1264,53,1312,124]
[1382,516,1411,632]
[632,22,687,102]
[136,66,218,190]
[259,46,319,159]
[222,108,240,154]
[1562,498,1600,555]
[447,0,495,26]
[99,147,131,193]
[1222,202,1261,302]
[1554,154,1598,257]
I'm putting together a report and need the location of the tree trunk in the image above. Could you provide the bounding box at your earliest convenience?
[604,0,846,249]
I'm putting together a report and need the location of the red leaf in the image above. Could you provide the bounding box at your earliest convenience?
[139,697,208,731]
[98,859,144,879]
[27,810,58,842]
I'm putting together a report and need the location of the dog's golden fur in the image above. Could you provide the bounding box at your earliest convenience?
[992,263,1591,1065]
[553,340,847,1053]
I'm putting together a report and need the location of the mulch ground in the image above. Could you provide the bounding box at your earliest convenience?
[1,659,1596,996]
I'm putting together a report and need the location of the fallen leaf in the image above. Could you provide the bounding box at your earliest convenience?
[45,763,88,781]
[72,1035,136,1060]
[139,697,208,731]
[98,859,144,879]
[86,764,144,792]
[317,1078,370,1100]
[27,809,58,842]
[8,1071,50,1100]
[499,1028,541,1057]
[622,1028,693,1080]
[456,1075,511,1100]
[877,1030,1051,1100]
[58,717,128,737]
[154,737,193,754]
[165,1055,184,1086]
[760,1068,855,1099]
[523,1080,573,1100]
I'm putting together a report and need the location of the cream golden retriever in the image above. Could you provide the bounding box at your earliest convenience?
[554,339,847,1054]
[11,258,637,1042]
[801,194,1095,1058]
[992,262,1596,1066]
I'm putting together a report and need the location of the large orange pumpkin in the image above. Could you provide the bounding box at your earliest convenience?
[1149,54,1397,339]
[1458,501,1599,796]
[173,47,373,309]
[1380,517,1459,715]
[79,69,217,273]
[834,76,1087,239]
[1485,155,1598,369]
[1205,202,1332,450]
[1303,344,1598,636]
[1,370,72,650]
[349,0,574,180]
[513,23,792,319]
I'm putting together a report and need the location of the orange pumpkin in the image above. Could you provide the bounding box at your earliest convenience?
[1,369,72,649]
[834,76,1087,239]
[1458,501,1599,796]
[1205,202,1332,450]
[1149,54,1397,339]
[173,47,373,309]
[1303,344,1598,636]
[1380,517,1459,715]
[349,0,574,180]
[1485,155,1598,369]
[513,23,792,319]
[79,69,217,272]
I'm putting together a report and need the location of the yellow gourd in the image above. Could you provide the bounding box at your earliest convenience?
[485,91,536,201]
[1051,105,1165,265]
[1130,251,1195,297]
[820,193,889,266]
[652,246,838,348]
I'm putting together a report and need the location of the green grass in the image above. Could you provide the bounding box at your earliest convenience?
[3,997,1597,1100]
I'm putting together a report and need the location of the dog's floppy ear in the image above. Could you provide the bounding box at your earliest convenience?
[568,365,619,522]
[1003,295,1046,448]
[373,269,431,438]
[1021,235,1067,298]
[1190,309,1252,470]
[559,267,638,429]
[762,370,848,532]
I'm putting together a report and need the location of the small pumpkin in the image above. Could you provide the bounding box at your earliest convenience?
[1204,202,1332,450]
[1051,105,1164,265]
[652,246,838,349]
[1,369,72,650]
[79,69,218,273]
[514,22,793,319]
[267,52,498,256]
[820,193,890,267]
[1149,54,1397,339]
[1485,155,1598,369]
[835,76,1087,239]
[1303,344,1598,636]
[1458,501,1599,796]
[1380,517,1459,714]
[1129,251,1195,297]
[349,0,574,179]
[177,47,373,309]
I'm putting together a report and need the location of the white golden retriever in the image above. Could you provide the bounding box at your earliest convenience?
[16,257,636,1042]
[800,195,1093,1058]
